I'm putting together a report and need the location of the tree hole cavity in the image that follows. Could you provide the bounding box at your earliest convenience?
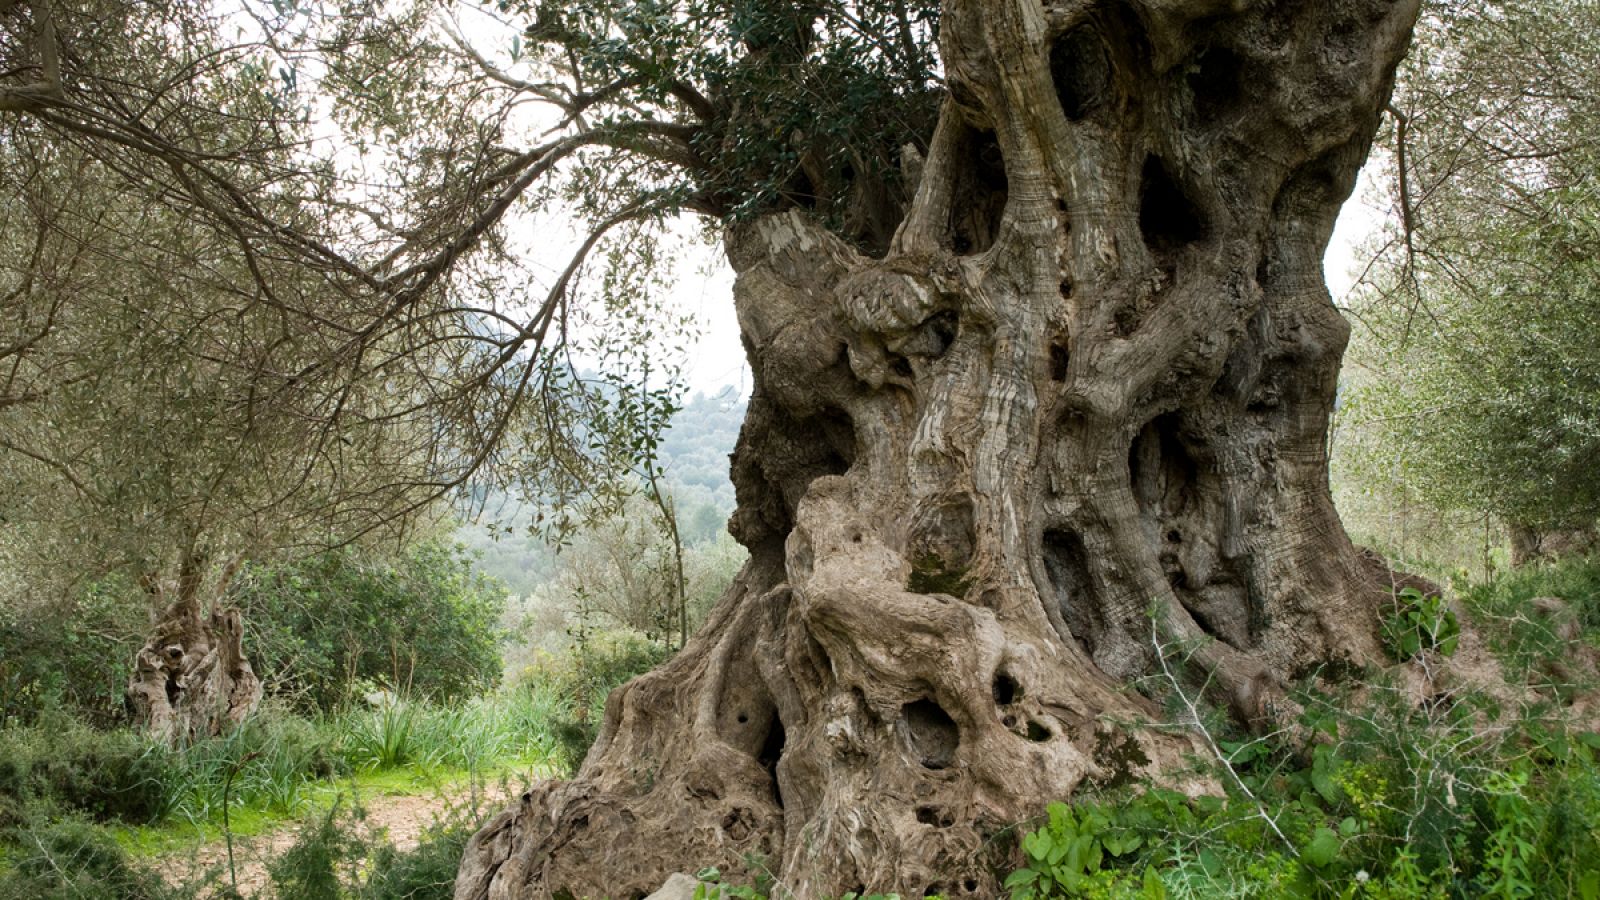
[1186,46,1244,124]
[916,805,955,828]
[814,405,857,473]
[721,806,756,842]
[757,712,786,809]
[1043,529,1099,655]
[1026,720,1052,742]
[1128,413,1198,522]
[992,671,1020,706]
[926,310,958,356]
[947,126,1008,255]
[731,399,856,546]
[1050,342,1070,381]
[1051,24,1111,121]
[902,698,959,770]
[1138,156,1205,255]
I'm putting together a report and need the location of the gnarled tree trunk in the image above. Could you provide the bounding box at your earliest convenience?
[1510,522,1600,567]
[125,551,261,744]
[458,0,1421,895]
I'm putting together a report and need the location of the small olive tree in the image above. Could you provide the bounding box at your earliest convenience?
[1341,0,1600,564]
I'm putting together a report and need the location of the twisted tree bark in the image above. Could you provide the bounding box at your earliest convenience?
[125,551,261,745]
[458,0,1422,895]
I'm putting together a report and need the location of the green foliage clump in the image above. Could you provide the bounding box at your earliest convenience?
[1001,563,1600,898]
[1005,802,1153,899]
[1467,556,1600,635]
[233,541,507,712]
[359,817,476,900]
[1003,685,1600,899]
[1381,587,1461,661]
[515,633,673,775]
[1459,555,1600,689]
[1340,0,1600,537]
[0,578,148,728]
[0,815,187,900]
[262,794,481,900]
[163,708,347,823]
[0,713,177,827]
[331,687,561,777]
[267,802,368,900]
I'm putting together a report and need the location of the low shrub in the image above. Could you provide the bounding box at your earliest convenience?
[232,541,508,713]
[0,712,177,826]
[359,818,474,900]
[1005,667,1600,898]
[263,792,484,900]
[0,577,147,728]
[266,801,369,900]
[0,815,189,900]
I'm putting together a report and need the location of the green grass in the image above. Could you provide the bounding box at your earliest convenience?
[104,757,549,859]
[1,687,561,862]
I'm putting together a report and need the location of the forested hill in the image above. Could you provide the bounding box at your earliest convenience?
[458,386,748,595]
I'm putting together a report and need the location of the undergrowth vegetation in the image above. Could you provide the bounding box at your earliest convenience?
[993,555,1600,899]
[0,623,669,897]
[514,632,675,775]
[0,690,563,833]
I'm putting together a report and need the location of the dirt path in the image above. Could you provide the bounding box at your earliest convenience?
[154,779,525,897]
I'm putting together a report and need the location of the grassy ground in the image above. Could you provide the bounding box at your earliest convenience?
[107,753,551,858]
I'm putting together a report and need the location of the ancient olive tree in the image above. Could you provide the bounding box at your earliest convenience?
[434,0,1423,895]
[0,2,479,741]
[6,0,1424,892]
[0,128,457,742]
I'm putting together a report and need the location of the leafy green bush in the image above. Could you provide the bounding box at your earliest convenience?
[359,818,474,900]
[0,578,147,728]
[515,632,672,775]
[267,802,367,900]
[0,713,177,826]
[1003,681,1600,899]
[233,541,507,712]
[262,793,482,900]
[1005,802,1152,899]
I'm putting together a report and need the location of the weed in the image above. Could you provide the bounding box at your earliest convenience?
[1381,586,1460,660]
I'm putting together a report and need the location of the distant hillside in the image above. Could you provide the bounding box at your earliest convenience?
[456,386,747,595]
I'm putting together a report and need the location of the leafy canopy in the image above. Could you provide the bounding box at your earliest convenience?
[1341,0,1600,533]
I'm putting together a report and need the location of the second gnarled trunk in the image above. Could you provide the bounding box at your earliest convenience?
[456,0,1422,896]
[125,551,261,745]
